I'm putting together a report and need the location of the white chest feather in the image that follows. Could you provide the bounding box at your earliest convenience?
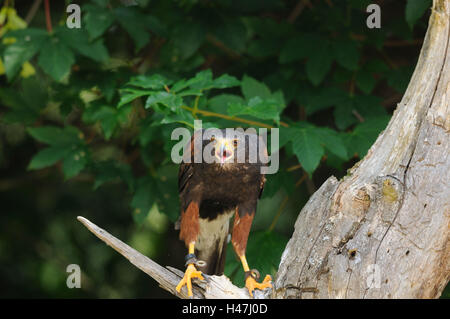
[196,210,234,253]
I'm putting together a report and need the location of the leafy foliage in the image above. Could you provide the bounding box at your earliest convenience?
[406,0,432,29]
[0,0,443,298]
[27,126,88,179]
[225,230,288,286]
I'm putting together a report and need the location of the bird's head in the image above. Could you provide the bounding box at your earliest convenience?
[182,129,268,172]
[210,135,237,165]
[201,129,267,170]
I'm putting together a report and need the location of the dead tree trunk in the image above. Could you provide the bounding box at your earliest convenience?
[275,0,449,299]
[78,0,449,299]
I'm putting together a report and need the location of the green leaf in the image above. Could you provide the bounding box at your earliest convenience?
[279,33,319,64]
[93,161,134,190]
[364,59,390,74]
[160,108,195,127]
[96,73,118,103]
[171,79,189,93]
[56,27,109,63]
[28,125,87,176]
[0,78,48,124]
[354,95,387,119]
[173,72,240,94]
[115,7,150,51]
[291,127,324,175]
[118,88,149,107]
[62,147,88,179]
[145,15,167,37]
[387,66,414,93]
[306,45,333,86]
[211,74,240,89]
[0,88,27,112]
[332,39,359,71]
[28,126,64,144]
[186,69,214,91]
[356,71,377,94]
[314,127,348,160]
[304,87,347,116]
[405,0,431,29]
[277,126,294,153]
[128,74,174,90]
[333,94,385,131]
[176,72,240,92]
[271,90,287,112]
[212,17,247,53]
[227,96,280,122]
[177,89,203,97]
[131,177,157,224]
[3,28,47,80]
[225,231,288,286]
[37,37,75,81]
[138,118,160,146]
[241,75,272,100]
[21,77,48,111]
[154,165,179,222]
[84,4,115,39]
[247,231,288,278]
[208,94,245,114]
[82,104,118,140]
[247,37,279,58]
[345,116,390,158]
[145,92,183,111]
[172,23,206,59]
[27,145,72,170]
[27,126,82,146]
[334,102,358,131]
[262,170,295,198]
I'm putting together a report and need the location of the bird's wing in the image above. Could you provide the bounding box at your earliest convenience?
[178,133,197,195]
[258,175,266,199]
[176,135,196,231]
[178,162,193,194]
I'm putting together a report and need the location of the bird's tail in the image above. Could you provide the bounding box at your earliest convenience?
[197,237,228,275]
[196,220,230,275]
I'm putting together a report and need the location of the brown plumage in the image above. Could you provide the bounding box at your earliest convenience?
[178,129,266,275]
[176,129,273,297]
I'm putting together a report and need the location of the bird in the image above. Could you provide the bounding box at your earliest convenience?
[175,128,272,298]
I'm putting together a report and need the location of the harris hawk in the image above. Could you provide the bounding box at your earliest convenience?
[175,128,272,297]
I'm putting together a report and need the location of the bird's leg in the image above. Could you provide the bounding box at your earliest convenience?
[232,209,272,297]
[239,254,272,297]
[176,242,204,298]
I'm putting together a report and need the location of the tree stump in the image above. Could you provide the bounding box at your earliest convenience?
[274,0,449,299]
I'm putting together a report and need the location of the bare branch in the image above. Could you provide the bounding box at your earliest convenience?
[25,0,42,24]
[76,216,263,299]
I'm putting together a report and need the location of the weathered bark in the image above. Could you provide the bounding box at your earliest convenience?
[275,0,450,299]
[78,0,449,299]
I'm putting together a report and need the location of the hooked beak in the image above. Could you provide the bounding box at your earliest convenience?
[215,139,233,164]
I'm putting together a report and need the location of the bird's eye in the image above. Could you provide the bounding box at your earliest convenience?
[232,139,238,148]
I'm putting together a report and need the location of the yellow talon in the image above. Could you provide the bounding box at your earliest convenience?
[245,274,272,298]
[176,263,204,297]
